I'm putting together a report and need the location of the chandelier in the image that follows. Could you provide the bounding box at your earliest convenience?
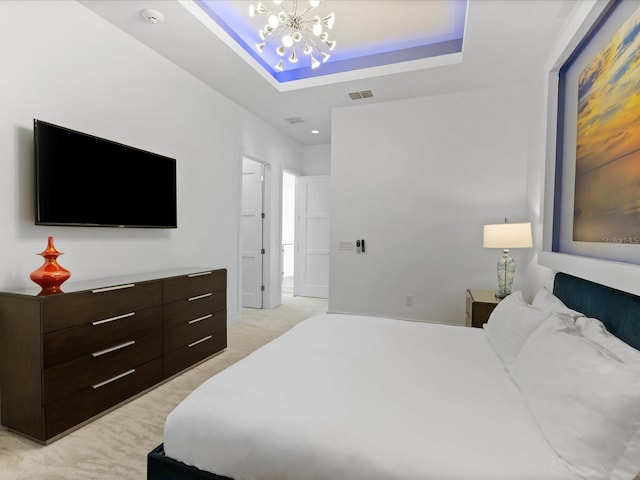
[248,0,336,71]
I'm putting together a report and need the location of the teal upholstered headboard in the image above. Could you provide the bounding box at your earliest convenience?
[553,272,640,351]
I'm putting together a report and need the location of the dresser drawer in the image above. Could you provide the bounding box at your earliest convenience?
[43,357,163,440]
[43,332,162,405]
[163,329,227,378]
[163,311,226,353]
[43,306,161,368]
[162,291,225,330]
[42,280,162,333]
[163,269,226,304]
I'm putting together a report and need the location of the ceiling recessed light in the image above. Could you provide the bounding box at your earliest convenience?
[311,130,319,134]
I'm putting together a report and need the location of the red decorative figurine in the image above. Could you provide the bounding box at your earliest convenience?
[30,236,71,295]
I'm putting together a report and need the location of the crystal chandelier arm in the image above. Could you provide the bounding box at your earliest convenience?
[305,41,330,61]
[298,2,315,17]
[264,25,287,45]
[299,24,331,55]
[288,44,298,63]
[256,23,289,53]
[299,26,323,50]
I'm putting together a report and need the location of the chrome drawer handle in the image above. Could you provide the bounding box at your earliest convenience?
[188,314,212,325]
[91,340,136,358]
[92,312,135,326]
[187,271,212,277]
[188,335,212,348]
[188,293,212,302]
[92,369,135,389]
[92,283,135,294]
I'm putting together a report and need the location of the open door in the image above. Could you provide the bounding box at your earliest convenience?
[297,175,330,298]
[242,158,264,308]
[282,170,296,297]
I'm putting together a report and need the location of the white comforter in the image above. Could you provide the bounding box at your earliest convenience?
[164,314,577,480]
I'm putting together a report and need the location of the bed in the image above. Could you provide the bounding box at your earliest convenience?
[147,272,640,480]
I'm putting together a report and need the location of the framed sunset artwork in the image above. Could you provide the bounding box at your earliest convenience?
[554,0,640,264]
[573,3,640,243]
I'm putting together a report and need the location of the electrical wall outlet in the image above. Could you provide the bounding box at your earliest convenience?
[406,295,413,306]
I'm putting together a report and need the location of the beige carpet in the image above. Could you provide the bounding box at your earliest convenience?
[0,295,328,480]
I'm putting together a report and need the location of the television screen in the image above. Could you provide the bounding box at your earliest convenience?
[34,119,177,228]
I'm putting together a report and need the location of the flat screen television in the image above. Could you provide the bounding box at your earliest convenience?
[34,119,177,228]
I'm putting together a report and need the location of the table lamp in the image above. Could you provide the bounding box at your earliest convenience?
[483,219,532,298]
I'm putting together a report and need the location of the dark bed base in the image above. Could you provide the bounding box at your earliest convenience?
[148,272,640,480]
[147,444,232,480]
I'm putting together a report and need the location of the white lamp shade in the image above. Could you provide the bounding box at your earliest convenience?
[483,222,532,249]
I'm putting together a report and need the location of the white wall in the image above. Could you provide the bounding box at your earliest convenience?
[302,144,331,175]
[0,1,303,323]
[329,85,532,325]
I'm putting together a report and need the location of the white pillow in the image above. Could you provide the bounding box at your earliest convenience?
[532,286,583,319]
[483,291,550,367]
[576,316,640,368]
[511,314,640,480]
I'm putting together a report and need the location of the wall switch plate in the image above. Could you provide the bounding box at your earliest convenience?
[339,241,355,251]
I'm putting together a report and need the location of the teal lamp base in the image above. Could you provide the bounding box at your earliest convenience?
[496,249,515,298]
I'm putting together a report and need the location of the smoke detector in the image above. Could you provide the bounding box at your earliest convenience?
[141,9,164,24]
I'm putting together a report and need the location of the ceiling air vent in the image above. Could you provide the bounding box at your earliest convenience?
[285,117,304,124]
[348,90,373,100]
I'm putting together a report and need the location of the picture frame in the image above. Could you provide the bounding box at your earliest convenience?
[553,0,640,265]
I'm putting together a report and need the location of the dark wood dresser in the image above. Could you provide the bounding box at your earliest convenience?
[0,267,226,443]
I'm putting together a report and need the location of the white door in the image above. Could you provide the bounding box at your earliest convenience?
[242,158,264,308]
[297,175,330,298]
[281,170,296,296]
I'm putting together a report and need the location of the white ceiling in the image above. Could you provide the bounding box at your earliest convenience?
[79,0,577,146]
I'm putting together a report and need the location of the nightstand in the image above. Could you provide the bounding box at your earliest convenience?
[465,289,501,328]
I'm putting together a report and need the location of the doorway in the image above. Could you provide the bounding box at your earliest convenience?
[282,170,296,298]
[241,158,265,308]
[296,175,330,298]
